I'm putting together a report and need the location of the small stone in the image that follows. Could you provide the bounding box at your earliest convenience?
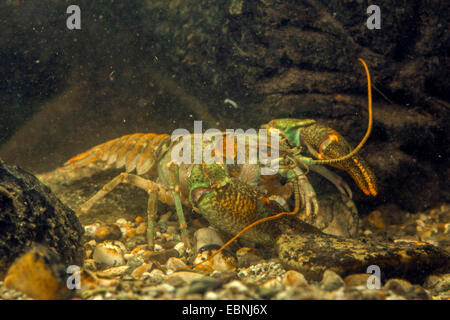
[83,259,97,271]
[194,227,224,252]
[127,256,144,270]
[173,242,186,256]
[344,274,372,287]
[93,241,125,266]
[131,263,153,279]
[160,283,175,292]
[282,270,308,287]
[167,271,206,284]
[204,291,219,300]
[166,257,187,271]
[84,222,101,238]
[211,270,239,283]
[80,270,99,290]
[384,278,430,299]
[135,216,143,223]
[423,274,450,292]
[165,275,187,287]
[262,278,282,289]
[115,218,128,226]
[224,280,248,293]
[236,247,263,268]
[146,248,179,264]
[383,278,413,296]
[187,278,222,294]
[85,239,97,250]
[4,245,72,300]
[94,224,122,242]
[321,270,344,292]
[124,228,136,239]
[146,269,166,284]
[136,222,147,236]
[96,265,129,278]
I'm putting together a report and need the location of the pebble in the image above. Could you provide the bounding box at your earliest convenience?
[96,265,129,278]
[131,263,153,279]
[4,245,71,300]
[94,224,122,242]
[282,270,308,287]
[146,248,179,264]
[85,239,97,250]
[343,273,372,288]
[224,280,248,293]
[321,270,344,292]
[204,291,219,300]
[146,269,166,284]
[124,228,136,239]
[166,257,188,271]
[383,278,430,300]
[262,278,282,289]
[173,242,186,256]
[115,218,128,226]
[135,216,143,223]
[423,274,450,292]
[84,222,101,238]
[127,256,144,270]
[93,241,126,266]
[194,227,224,252]
[167,271,206,284]
[136,222,147,236]
[186,278,222,294]
[83,259,97,271]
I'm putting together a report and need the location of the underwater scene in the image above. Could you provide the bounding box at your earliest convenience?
[0,0,448,302]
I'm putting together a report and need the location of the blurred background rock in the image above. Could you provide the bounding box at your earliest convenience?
[0,0,448,214]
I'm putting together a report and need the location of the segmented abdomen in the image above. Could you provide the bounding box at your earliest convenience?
[61,133,171,175]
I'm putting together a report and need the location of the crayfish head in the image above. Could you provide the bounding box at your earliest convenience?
[261,119,317,148]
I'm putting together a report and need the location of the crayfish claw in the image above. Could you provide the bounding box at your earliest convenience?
[296,174,318,224]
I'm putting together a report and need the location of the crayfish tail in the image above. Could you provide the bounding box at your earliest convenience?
[59,149,100,172]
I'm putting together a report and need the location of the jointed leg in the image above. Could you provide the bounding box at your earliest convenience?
[147,192,158,247]
[167,162,192,249]
[310,165,353,199]
[77,172,172,247]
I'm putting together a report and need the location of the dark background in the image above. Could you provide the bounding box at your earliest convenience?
[0,0,448,214]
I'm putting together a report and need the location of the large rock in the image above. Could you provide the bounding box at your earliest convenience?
[0,160,85,278]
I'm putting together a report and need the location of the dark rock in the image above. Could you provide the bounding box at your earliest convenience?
[0,160,84,278]
[277,232,449,283]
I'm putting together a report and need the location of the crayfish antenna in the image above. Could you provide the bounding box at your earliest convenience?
[310,57,373,165]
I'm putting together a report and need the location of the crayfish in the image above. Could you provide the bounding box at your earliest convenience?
[61,58,377,261]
